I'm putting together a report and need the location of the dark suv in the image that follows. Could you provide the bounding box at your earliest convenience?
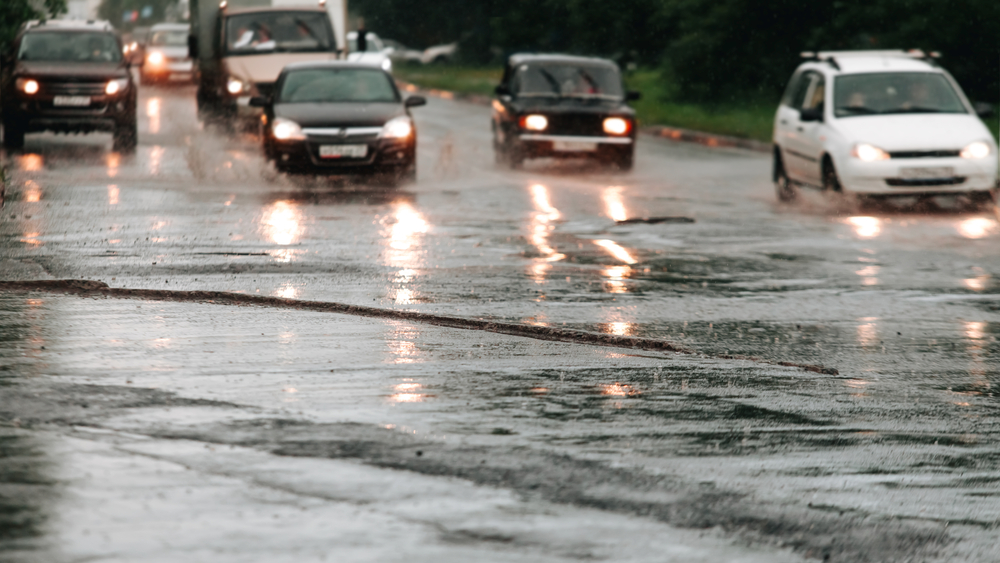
[492,54,640,171]
[1,19,137,152]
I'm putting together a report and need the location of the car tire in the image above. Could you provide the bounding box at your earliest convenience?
[614,148,634,172]
[773,150,796,202]
[506,142,524,170]
[113,116,138,153]
[2,121,25,150]
[821,157,843,193]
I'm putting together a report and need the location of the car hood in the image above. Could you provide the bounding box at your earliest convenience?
[15,61,128,80]
[509,97,634,116]
[147,45,189,59]
[225,52,340,85]
[832,114,994,151]
[274,102,404,128]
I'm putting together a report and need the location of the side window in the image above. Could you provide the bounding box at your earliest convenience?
[781,71,805,107]
[801,73,825,111]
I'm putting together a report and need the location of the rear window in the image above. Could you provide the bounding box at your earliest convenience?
[278,68,398,103]
[18,32,122,63]
[833,72,967,117]
[149,29,187,46]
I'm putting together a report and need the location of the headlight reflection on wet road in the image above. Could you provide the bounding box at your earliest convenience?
[602,186,628,222]
[261,200,303,263]
[23,180,42,202]
[594,239,637,265]
[527,185,565,284]
[846,216,881,239]
[147,97,161,134]
[957,217,996,239]
[385,202,430,304]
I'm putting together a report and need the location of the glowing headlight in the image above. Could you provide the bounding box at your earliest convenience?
[851,143,890,162]
[603,117,630,135]
[271,117,305,141]
[380,116,413,139]
[519,114,548,131]
[105,78,128,95]
[226,78,245,95]
[961,141,991,159]
[17,78,39,95]
[381,58,392,72]
[147,51,165,65]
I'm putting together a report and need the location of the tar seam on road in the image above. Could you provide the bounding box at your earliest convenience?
[0,279,838,375]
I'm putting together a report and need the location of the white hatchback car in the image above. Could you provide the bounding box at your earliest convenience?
[772,50,998,202]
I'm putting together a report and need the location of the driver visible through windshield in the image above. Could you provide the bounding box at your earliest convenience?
[512,63,624,99]
[225,11,333,54]
[18,32,122,63]
[834,72,967,117]
[278,68,398,103]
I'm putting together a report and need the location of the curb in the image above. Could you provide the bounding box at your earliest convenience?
[396,79,770,153]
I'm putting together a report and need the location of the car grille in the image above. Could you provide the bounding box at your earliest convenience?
[45,82,107,96]
[889,150,961,159]
[886,177,966,187]
[544,113,605,136]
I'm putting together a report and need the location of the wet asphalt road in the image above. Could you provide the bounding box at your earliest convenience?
[1,83,998,562]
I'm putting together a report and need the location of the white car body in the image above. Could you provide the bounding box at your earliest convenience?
[346,31,392,73]
[773,51,998,197]
[142,23,194,82]
[420,42,457,65]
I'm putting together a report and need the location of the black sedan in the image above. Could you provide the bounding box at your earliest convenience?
[492,54,640,171]
[252,62,425,184]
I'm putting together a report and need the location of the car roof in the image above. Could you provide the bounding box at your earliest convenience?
[281,60,387,72]
[802,50,943,75]
[22,19,115,33]
[508,53,619,69]
[150,23,190,31]
[226,6,326,15]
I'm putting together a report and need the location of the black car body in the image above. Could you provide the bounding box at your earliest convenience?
[255,62,425,184]
[0,20,137,152]
[492,54,640,170]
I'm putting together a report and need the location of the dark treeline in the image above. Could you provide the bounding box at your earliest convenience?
[353,0,1000,103]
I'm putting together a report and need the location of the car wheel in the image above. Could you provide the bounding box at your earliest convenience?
[113,116,138,153]
[821,157,843,193]
[613,148,634,172]
[969,190,997,210]
[506,141,524,170]
[2,121,25,150]
[773,150,796,202]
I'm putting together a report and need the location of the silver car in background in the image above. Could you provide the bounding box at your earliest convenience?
[140,23,194,85]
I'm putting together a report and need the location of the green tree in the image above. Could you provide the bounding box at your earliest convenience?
[1,0,67,50]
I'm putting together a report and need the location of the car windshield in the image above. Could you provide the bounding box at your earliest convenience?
[149,30,187,46]
[225,11,333,55]
[834,72,967,117]
[278,68,398,103]
[513,63,624,99]
[18,32,122,63]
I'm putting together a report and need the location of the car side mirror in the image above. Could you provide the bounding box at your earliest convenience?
[187,34,198,59]
[625,90,641,101]
[974,102,994,119]
[799,107,823,122]
[404,96,427,108]
[248,96,268,108]
[494,84,510,96]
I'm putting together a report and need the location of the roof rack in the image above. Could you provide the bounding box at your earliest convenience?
[801,49,942,69]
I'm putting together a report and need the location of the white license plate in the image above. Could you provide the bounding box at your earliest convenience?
[319,144,367,159]
[53,96,91,107]
[552,140,597,152]
[900,166,955,179]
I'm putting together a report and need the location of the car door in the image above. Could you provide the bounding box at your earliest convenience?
[794,72,828,186]
[782,71,827,185]
[775,70,811,181]
[492,63,516,146]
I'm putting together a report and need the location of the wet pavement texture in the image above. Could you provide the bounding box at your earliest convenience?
[0,83,998,562]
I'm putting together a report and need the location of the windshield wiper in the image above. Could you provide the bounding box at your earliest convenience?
[836,106,879,115]
[881,107,947,114]
[537,68,562,96]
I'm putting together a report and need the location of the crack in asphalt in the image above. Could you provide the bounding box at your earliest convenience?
[0,279,840,376]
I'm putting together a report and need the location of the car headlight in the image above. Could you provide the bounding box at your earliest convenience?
[961,141,991,159]
[105,78,129,95]
[519,114,548,131]
[380,116,413,139]
[851,143,890,162]
[271,118,305,141]
[16,78,39,95]
[603,117,631,135]
[147,51,165,66]
[227,77,246,95]
[381,58,392,72]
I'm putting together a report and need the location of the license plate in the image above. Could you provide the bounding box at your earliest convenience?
[53,96,90,107]
[900,166,954,179]
[319,144,367,159]
[552,140,597,152]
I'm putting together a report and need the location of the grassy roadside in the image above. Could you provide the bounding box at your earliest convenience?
[395,64,1000,143]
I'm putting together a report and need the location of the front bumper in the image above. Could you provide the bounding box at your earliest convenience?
[143,59,194,78]
[517,133,633,158]
[8,92,134,133]
[268,134,415,175]
[839,155,998,194]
